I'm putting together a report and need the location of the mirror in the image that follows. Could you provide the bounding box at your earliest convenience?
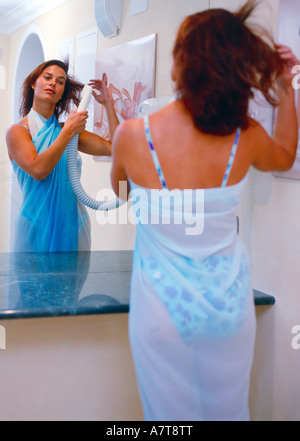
[3,0,288,253]
[0,0,222,253]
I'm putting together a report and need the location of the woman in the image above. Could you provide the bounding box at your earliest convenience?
[111,2,298,421]
[6,60,118,252]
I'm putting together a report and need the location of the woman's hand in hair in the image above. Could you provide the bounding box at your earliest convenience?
[276,44,299,90]
[89,75,119,140]
[88,77,111,106]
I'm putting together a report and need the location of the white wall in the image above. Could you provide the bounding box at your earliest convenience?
[2,0,300,421]
[0,314,143,421]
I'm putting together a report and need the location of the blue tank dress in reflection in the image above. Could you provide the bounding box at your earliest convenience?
[12,111,90,252]
[128,116,256,421]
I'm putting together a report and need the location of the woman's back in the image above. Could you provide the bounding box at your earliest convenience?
[122,100,254,192]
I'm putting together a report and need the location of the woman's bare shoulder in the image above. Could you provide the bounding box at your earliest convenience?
[114,117,145,146]
[7,116,30,134]
[117,117,144,133]
[6,118,32,153]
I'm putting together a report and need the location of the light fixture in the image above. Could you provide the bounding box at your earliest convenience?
[94,0,122,38]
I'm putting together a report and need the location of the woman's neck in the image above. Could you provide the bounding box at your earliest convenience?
[32,99,56,120]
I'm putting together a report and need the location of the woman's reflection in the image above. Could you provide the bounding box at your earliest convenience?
[6,60,119,252]
[13,251,91,309]
[11,251,121,312]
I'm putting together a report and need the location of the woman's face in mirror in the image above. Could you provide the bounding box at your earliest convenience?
[32,65,67,105]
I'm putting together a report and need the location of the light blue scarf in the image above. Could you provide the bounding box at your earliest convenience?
[12,110,79,252]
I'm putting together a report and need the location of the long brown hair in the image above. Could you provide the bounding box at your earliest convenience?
[20,60,84,119]
[172,0,284,135]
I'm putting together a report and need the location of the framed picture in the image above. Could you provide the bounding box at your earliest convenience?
[57,37,74,75]
[273,0,300,179]
[76,28,98,132]
[93,34,156,141]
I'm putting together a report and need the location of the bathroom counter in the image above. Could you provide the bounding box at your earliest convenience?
[0,251,143,421]
[0,250,275,421]
[0,250,275,320]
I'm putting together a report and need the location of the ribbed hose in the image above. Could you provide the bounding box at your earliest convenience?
[67,134,125,211]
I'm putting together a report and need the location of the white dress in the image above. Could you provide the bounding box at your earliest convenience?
[128,116,256,421]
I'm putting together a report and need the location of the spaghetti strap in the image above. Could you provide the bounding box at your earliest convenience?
[144,116,168,189]
[143,117,241,190]
[18,122,31,133]
[221,127,241,188]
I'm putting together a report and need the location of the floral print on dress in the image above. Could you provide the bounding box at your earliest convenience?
[143,253,250,341]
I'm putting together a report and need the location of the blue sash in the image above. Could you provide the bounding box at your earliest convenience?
[12,114,79,252]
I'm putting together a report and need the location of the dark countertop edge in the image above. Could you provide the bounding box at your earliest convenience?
[0,305,129,320]
[253,289,275,306]
[0,290,275,321]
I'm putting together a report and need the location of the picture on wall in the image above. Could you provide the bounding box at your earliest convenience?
[273,0,300,179]
[93,34,156,140]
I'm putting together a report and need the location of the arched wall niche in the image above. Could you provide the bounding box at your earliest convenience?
[8,25,46,250]
[12,25,46,121]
